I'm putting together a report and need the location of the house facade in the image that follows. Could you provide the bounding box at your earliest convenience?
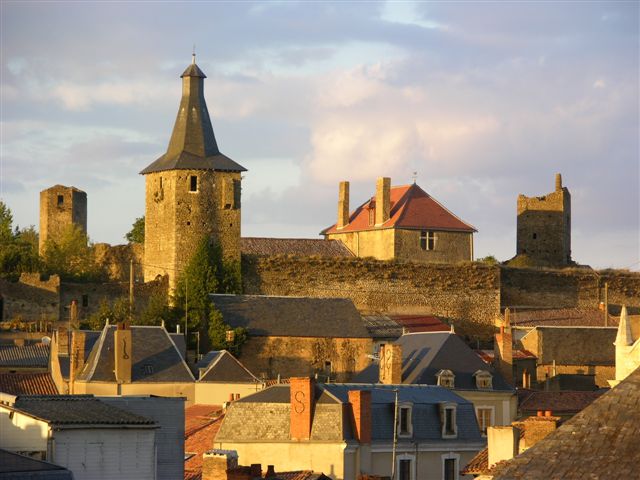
[322,178,476,263]
[215,377,485,480]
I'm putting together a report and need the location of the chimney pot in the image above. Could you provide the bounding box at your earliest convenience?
[537,410,543,417]
[545,410,552,417]
[290,377,315,440]
[555,173,562,191]
[265,465,276,478]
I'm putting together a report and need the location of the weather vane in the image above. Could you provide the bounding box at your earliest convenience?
[411,171,418,184]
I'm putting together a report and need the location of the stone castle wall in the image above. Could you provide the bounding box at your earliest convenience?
[93,243,144,282]
[394,229,472,263]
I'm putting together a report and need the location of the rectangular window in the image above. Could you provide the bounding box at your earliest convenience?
[476,407,493,435]
[420,230,436,250]
[445,408,455,435]
[189,175,198,192]
[399,406,411,435]
[444,458,457,480]
[399,459,412,480]
[57,195,64,206]
[81,294,88,307]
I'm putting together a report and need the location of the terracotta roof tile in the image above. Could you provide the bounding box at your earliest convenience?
[0,372,58,395]
[322,183,476,235]
[461,445,488,475]
[184,404,224,479]
[517,389,605,414]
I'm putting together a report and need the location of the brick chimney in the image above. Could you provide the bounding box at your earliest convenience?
[114,321,132,384]
[555,173,562,192]
[494,318,513,385]
[249,464,262,478]
[202,449,238,480]
[487,426,521,468]
[57,326,69,355]
[265,466,277,478]
[379,344,402,384]
[337,181,350,229]
[375,177,391,225]
[290,377,315,440]
[522,415,559,448]
[69,331,86,393]
[348,390,372,443]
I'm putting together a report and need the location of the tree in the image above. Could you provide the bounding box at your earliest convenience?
[84,297,129,330]
[208,308,247,354]
[0,202,41,279]
[137,291,176,327]
[125,216,145,243]
[0,201,13,243]
[42,224,103,281]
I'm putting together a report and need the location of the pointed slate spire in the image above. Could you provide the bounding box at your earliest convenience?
[615,305,633,346]
[140,55,246,174]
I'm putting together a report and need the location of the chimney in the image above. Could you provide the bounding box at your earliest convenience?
[337,181,350,229]
[522,369,531,389]
[249,464,262,478]
[379,344,402,384]
[265,466,277,478]
[114,321,132,384]
[494,323,513,385]
[348,390,372,443]
[555,173,562,192]
[522,415,559,448]
[202,449,239,480]
[487,426,521,468]
[375,177,391,225]
[290,377,315,440]
[57,326,69,355]
[70,300,78,328]
[69,331,86,393]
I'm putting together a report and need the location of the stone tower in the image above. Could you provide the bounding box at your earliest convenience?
[516,173,571,266]
[140,55,246,291]
[39,185,87,255]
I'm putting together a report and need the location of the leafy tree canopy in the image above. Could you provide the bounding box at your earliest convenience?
[0,202,41,279]
[42,224,104,281]
[125,216,145,243]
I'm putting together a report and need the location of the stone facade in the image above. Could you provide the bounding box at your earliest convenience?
[39,185,87,255]
[516,174,571,266]
[144,169,241,291]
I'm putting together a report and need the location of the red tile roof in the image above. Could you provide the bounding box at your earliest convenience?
[517,389,605,414]
[390,315,450,333]
[462,446,489,475]
[476,349,537,363]
[322,183,476,235]
[0,372,58,395]
[184,404,224,480]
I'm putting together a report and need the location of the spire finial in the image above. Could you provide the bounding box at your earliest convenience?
[192,44,196,65]
[411,171,418,184]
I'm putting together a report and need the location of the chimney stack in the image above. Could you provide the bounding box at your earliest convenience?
[337,181,350,229]
[290,377,315,440]
[348,390,372,443]
[70,300,78,328]
[114,321,132,384]
[69,331,86,393]
[487,426,521,468]
[202,450,239,480]
[379,344,402,384]
[494,318,513,385]
[522,415,559,448]
[375,177,391,225]
[57,327,69,356]
[555,173,562,192]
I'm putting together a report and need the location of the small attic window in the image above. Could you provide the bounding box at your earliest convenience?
[436,369,455,388]
[189,175,198,192]
[57,195,64,206]
[143,364,154,375]
[473,370,493,390]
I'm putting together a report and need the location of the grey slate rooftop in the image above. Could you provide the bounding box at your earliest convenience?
[352,332,513,391]
[0,449,73,479]
[12,395,156,426]
[197,350,259,383]
[240,237,354,257]
[218,382,483,444]
[0,344,49,368]
[210,294,371,338]
[492,366,640,479]
[76,325,195,383]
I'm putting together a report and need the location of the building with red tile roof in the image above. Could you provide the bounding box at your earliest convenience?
[322,178,476,263]
[185,404,224,480]
[0,372,58,396]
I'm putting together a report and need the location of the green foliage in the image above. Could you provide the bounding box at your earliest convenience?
[0,202,41,279]
[125,216,145,243]
[42,224,104,281]
[0,201,13,243]
[478,255,499,265]
[208,308,248,354]
[137,291,177,327]
[84,297,129,330]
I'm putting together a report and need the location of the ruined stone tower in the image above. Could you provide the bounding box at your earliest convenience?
[39,185,87,255]
[516,173,571,266]
[140,55,246,291]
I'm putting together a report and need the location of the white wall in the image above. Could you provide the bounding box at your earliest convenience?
[0,407,49,453]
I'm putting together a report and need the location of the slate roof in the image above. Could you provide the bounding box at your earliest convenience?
[141,58,246,175]
[492,367,640,479]
[0,344,49,368]
[362,315,404,339]
[12,395,156,427]
[0,373,58,396]
[218,382,483,443]
[362,315,450,339]
[517,389,606,415]
[321,183,476,235]
[476,349,537,363]
[240,237,354,257]
[197,350,260,383]
[209,295,371,338]
[0,449,73,479]
[58,330,101,380]
[509,308,617,327]
[352,332,513,391]
[76,325,195,383]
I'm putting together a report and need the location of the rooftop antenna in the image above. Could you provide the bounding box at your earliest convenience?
[411,171,418,184]
[192,44,196,64]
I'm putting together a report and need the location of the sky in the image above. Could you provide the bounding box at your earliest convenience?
[1,1,638,270]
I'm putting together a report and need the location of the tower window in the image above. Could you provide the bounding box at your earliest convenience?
[159,177,163,189]
[57,195,64,206]
[189,175,198,192]
[420,231,436,250]
[532,232,537,239]
[81,294,88,307]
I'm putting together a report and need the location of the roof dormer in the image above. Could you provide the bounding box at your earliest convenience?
[436,369,455,388]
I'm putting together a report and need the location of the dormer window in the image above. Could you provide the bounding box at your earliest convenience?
[439,402,457,439]
[436,369,455,388]
[398,403,413,437]
[473,369,493,390]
